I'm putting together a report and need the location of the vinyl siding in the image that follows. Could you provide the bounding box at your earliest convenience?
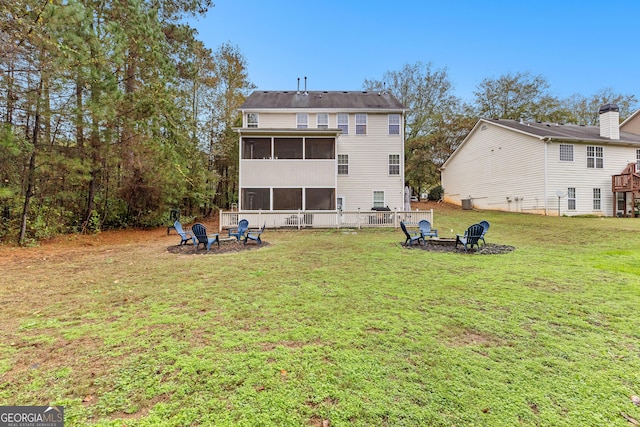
[241,160,335,187]
[442,122,545,213]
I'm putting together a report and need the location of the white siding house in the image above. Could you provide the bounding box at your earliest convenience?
[441,104,640,216]
[236,91,407,212]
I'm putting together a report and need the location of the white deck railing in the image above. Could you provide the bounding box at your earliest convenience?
[219,209,434,231]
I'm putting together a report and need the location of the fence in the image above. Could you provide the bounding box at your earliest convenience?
[219,209,434,231]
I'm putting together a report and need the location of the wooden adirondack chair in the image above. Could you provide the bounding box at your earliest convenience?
[228,219,249,241]
[400,221,424,246]
[191,223,220,251]
[174,221,194,246]
[418,220,438,240]
[455,223,484,252]
[244,223,265,245]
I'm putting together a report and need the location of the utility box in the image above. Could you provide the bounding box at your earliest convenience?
[461,199,472,210]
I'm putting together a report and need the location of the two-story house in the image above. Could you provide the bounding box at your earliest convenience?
[441,104,640,216]
[236,90,407,213]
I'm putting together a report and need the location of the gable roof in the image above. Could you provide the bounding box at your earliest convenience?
[484,118,640,144]
[240,90,406,111]
[441,117,640,170]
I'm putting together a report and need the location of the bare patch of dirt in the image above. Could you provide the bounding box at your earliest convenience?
[167,240,269,255]
[402,242,515,255]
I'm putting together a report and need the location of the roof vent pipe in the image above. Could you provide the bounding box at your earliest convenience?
[304,76,308,95]
[599,103,620,139]
[297,78,300,94]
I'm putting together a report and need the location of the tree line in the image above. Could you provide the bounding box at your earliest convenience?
[364,64,638,198]
[1,0,253,244]
[2,3,637,244]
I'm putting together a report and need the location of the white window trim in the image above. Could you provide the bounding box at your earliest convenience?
[567,187,576,211]
[316,113,328,129]
[388,153,400,175]
[337,113,349,135]
[388,114,400,135]
[337,154,349,175]
[636,149,640,171]
[297,113,308,129]
[247,113,258,128]
[373,190,385,208]
[559,144,573,162]
[337,196,345,211]
[593,188,601,211]
[356,114,367,135]
[586,146,603,169]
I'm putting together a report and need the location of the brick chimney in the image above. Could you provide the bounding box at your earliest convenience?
[599,103,620,139]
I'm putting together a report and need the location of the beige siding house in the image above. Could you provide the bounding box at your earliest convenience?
[236,90,407,212]
[441,105,640,216]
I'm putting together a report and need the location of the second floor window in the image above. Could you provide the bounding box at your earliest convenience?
[297,113,308,129]
[587,146,603,168]
[337,154,349,175]
[317,113,328,129]
[388,154,400,175]
[337,114,349,134]
[247,113,258,128]
[388,114,400,135]
[356,114,367,135]
[559,144,573,161]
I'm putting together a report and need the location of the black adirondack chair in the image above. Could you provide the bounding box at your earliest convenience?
[400,221,424,246]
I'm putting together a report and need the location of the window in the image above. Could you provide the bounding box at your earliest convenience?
[388,114,400,135]
[337,114,349,134]
[559,144,573,161]
[587,146,603,168]
[242,188,270,210]
[593,188,601,210]
[242,138,271,159]
[305,138,334,159]
[306,188,335,210]
[273,188,302,210]
[355,114,367,134]
[337,154,349,175]
[636,149,640,170]
[373,191,385,208]
[388,154,400,175]
[247,113,258,128]
[618,192,626,212]
[337,196,344,211]
[567,187,576,210]
[297,113,308,129]
[274,138,303,159]
[316,113,328,129]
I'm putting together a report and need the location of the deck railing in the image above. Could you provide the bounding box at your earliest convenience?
[612,173,640,192]
[219,209,434,231]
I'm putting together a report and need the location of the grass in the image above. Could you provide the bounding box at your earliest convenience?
[1,207,640,426]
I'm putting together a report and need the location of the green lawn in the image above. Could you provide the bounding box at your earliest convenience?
[1,208,640,426]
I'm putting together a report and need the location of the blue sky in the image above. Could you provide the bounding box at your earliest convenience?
[190,0,639,103]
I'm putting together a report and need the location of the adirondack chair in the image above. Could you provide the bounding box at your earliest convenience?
[478,220,490,247]
[191,223,220,251]
[167,209,180,235]
[174,221,194,246]
[228,219,249,241]
[244,223,265,245]
[418,220,438,240]
[400,221,424,246]
[455,223,484,252]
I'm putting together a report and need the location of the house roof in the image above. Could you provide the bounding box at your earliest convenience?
[240,90,406,111]
[486,118,640,144]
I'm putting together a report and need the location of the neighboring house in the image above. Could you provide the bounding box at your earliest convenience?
[441,104,640,216]
[236,90,407,212]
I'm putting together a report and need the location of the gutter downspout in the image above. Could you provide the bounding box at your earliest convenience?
[543,137,550,215]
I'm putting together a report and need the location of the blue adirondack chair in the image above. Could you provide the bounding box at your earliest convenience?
[455,223,484,252]
[191,223,220,251]
[478,220,490,247]
[228,219,249,241]
[244,223,265,245]
[174,221,194,246]
[167,209,180,235]
[418,219,438,240]
[400,221,424,246]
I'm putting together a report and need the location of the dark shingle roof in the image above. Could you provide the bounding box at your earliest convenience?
[489,118,640,144]
[240,91,406,111]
